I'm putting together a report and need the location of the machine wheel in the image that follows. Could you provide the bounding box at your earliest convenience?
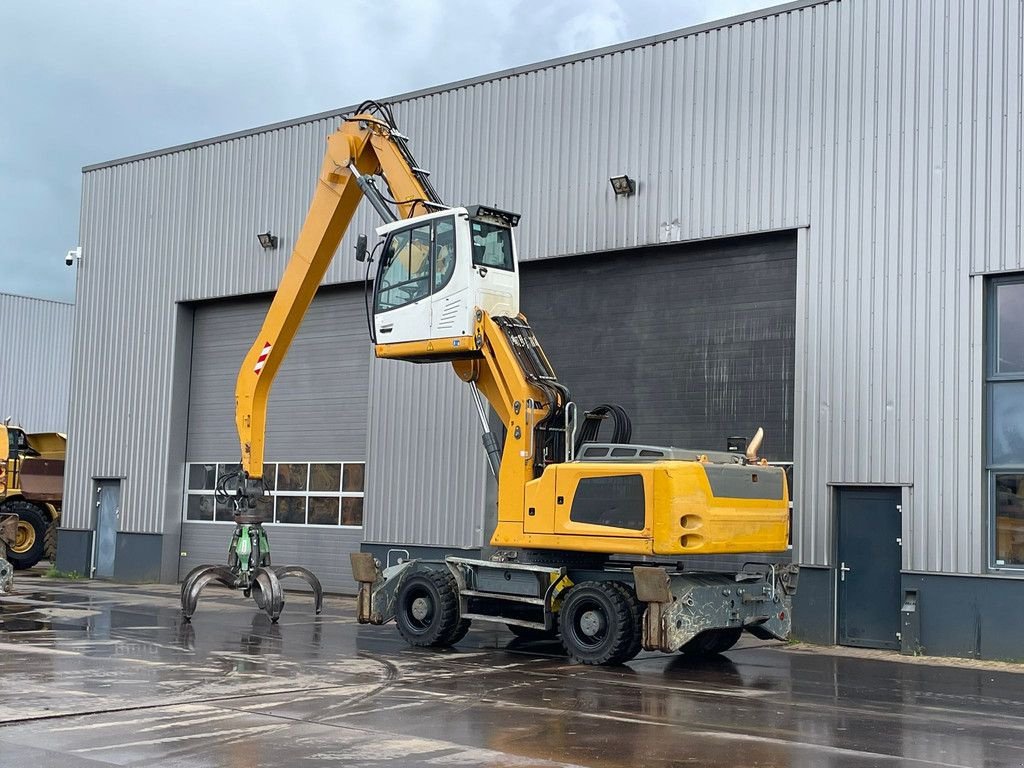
[558,581,636,665]
[444,618,472,646]
[681,627,743,656]
[395,570,465,648]
[507,623,559,641]
[44,516,59,562]
[4,500,47,570]
[606,581,643,662]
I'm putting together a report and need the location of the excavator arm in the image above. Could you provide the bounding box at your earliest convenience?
[234,108,439,501]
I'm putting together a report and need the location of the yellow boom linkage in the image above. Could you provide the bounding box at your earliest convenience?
[235,112,435,486]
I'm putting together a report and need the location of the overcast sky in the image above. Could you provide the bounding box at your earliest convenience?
[1,0,772,303]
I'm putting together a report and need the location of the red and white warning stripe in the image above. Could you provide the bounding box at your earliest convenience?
[253,342,272,374]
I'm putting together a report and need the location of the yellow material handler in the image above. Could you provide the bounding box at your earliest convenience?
[216,101,797,663]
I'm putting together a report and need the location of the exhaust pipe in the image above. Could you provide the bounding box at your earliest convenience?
[745,427,764,462]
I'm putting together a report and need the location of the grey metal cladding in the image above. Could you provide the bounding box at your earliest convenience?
[187,287,369,461]
[0,294,73,433]
[70,0,1024,577]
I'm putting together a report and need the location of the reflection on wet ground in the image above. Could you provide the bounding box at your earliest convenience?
[1,580,1023,767]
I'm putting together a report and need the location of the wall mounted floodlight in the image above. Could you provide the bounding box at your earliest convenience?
[609,174,636,197]
[257,231,278,249]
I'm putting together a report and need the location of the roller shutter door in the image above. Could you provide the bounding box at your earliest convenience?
[179,286,371,590]
[520,232,797,567]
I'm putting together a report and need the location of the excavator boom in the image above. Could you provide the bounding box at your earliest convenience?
[234,108,440,487]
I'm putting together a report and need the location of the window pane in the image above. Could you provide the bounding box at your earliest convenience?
[376,224,432,312]
[215,497,236,523]
[277,463,308,492]
[309,463,341,492]
[275,496,306,524]
[188,464,216,491]
[434,217,456,291]
[996,282,1024,374]
[342,463,365,492]
[470,220,514,270]
[186,495,215,521]
[253,493,273,520]
[994,474,1024,566]
[262,464,276,491]
[342,497,364,526]
[308,497,340,525]
[990,382,1024,465]
[217,463,242,493]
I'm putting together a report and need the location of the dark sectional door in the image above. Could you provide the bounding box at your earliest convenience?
[519,231,797,463]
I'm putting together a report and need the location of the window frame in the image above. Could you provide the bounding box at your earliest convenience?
[986,274,1024,570]
[469,219,515,272]
[375,216,459,313]
[182,460,365,529]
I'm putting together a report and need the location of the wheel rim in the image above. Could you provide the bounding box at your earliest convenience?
[568,598,609,650]
[12,520,35,554]
[402,586,435,634]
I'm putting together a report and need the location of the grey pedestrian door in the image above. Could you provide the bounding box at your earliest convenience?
[94,479,120,579]
[836,487,902,649]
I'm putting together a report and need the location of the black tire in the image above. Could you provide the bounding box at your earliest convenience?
[395,570,464,648]
[559,581,636,665]
[444,618,472,646]
[606,582,643,662]
[44,516,58,562]
[681,627,743,656]
[507,623,559,641]
[3,500,47,570]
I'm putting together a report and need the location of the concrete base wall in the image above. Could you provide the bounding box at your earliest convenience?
[902,573,1024,661]
[791,565,835,645]
[113,533,164,583]
[55,528,92,577]
[792,565,1024,661]
[361,542,482,570]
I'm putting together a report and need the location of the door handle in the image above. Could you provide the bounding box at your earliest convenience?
[478,267,488,277]
[839,562,852,582]
[379,324,393,334]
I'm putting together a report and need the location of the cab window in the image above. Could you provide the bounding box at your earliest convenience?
[376,223,432,312]
[470,220,514,271]
[433,217,456,291]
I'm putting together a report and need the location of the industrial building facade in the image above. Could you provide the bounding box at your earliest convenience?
[58,0,1024,659]
[0,293,73,433]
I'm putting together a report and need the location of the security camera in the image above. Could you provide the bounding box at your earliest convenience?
[65,246,81,267]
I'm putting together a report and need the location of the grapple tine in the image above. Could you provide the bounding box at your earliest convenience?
[181,566,237,620]
[252,567,284,623]
[271,565,324,615]
[181,518,321,623]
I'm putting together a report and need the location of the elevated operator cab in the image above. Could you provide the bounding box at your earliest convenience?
[371,205,520,362]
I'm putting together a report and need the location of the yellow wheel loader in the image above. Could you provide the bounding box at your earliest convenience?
[193,101,797,663]
[0,424,65,570]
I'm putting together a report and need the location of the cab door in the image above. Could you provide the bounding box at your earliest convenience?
[374,220,434,344]
[468,218,519,318]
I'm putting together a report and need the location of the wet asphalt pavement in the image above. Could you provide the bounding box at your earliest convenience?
[1,579,1023,767]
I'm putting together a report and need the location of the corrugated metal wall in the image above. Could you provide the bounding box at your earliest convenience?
[0,293,73,432]
[69,0,1024,577]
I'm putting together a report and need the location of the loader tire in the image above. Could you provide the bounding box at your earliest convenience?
[395,569,465,648]
[681,627,743,657]
[44,516,58,563]
[4,500,47,570]
[606,581,643,662]
[559,581,636,666]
